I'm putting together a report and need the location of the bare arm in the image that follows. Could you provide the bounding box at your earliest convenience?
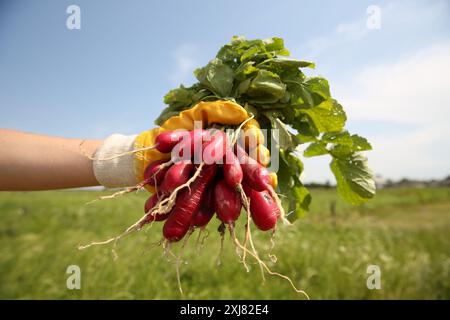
[0,129,102,191]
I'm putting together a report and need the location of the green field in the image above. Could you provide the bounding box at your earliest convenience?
[0,187,449,299]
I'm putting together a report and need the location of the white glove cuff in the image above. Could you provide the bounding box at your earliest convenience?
[93,134,138,188]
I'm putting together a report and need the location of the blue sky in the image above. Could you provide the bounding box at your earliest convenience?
[1,0,449,182]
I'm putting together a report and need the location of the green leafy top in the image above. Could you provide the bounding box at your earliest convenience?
[156,36,376,220]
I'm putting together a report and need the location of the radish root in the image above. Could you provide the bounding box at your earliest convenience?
[216,223,226,266]
[163,241,184,295]
[85,160,174,205]
[231,115,255,146]
[235,185,265,280]
[268,186,291,225]
[80,161,194,251]
[149,162,204,216]
[165,230,194,295]
[141,239,164,257]
[268,229,278,263]
[195,228,210,255]
[228,223,243,259]
[229,228,309,299]
[200,229,209,247]
[86,180,147,205]
[79,139,157,161]
[79,195,169,250]
[195,229,203,254]
[236,184,251,272]
[78,223,137,250]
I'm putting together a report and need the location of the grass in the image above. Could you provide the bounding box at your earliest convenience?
[0,187,449,299]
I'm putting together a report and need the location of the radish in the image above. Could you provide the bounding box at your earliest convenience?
[139,194,170,227]
[243,183,279,231]
[163,164,217,242]
[214,180,242,224]
[235,145,272,192]
[143,159,171,186]
[191,187,215,228]
[171,129,208,162]
[154,130,190,153]
[236,145,289,225]
[223,150,243,188]
[155,132,225,220]
[222,149,250,224]
[144,192,159,212]
[160,160,194,194]
[202,129,227,165]
[191,129,209,164]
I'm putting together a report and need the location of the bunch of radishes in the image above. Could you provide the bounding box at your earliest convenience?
[138,128,283,243]
[80,127,309,296]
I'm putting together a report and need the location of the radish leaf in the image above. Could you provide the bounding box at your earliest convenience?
[156,36,376,219]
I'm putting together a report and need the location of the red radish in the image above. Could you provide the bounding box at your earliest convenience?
[187,129,210,156]
[144,193,159,212]
[235,145,271,192]
[191,187,215,228]
[143,159,170,186]
[163,164,217,242]
[139,194,170,227]
[154,130,190,153]
[171,129,208,161]
[214,180,242,224]
[190,129,209,163]
[243,183,279,231]
[160,160,194,194]
[202,130,227,165]
[223,149,243,188]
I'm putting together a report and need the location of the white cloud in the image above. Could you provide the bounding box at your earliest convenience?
[338,42,450,125]
[366,125,449,181]
[304,19,368,60]
[168,44,199,86]
[301,0,449,61]
[301,11,369,60]
[303,42,450,182]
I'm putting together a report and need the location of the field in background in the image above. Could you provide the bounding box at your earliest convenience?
[0,188,449,299]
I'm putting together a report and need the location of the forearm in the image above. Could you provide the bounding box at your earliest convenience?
[0,129,102,191]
